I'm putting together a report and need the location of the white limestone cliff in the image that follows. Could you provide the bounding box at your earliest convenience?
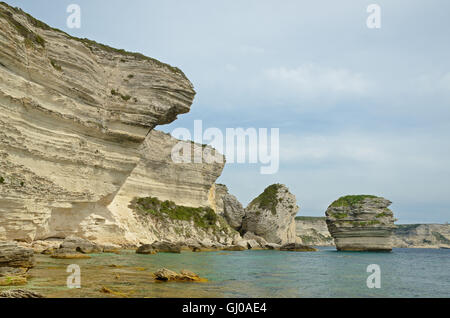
[0,3,203,244]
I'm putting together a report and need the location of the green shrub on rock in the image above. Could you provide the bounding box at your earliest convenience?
[248,184,283,215]
[132,197,219,230]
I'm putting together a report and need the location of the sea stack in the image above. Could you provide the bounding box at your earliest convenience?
[242,184,298,245]
[325,195,396,251]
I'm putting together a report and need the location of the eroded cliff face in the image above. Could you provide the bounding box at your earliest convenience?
[0,3,195,243]
[107,130,232,245]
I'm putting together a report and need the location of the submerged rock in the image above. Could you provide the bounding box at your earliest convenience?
[153,268,206,282]
[242,184,298,245]
[0,275,27,286]
[280,243,317,252]
[325,195,396,251]
[0,289,45,298]
[0,267,27,277]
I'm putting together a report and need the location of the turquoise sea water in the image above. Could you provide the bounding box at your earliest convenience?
[14,247,450,298]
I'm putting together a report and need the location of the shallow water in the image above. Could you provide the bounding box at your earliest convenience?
[2,247,449,298]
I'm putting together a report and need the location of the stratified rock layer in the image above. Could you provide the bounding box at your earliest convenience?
[107,131,229,245]
[242,184,299,245]
[223,194,245,231]
[0,3,195,243]
[0,241,34,268]
[325,195,396,251]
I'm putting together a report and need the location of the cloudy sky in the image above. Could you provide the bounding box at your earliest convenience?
[8,0,450,223]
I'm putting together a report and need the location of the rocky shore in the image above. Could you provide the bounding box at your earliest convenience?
[0,3,447,298]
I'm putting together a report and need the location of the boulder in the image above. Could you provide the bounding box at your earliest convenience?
[242,184,298,245]
[136,244,157,255]
[59,236,101,254]
[0,242,35,268]
[280,243,318,252]
[153,268,181,281]
[325,195,396,251]
[243,232,268,247]
[223,194,245,230]
[153,268,206,282]
[31,240,63,254]
[151,241,181,253]
[51,248,91,259]
[245,239,261,250]
[179,270,202,282]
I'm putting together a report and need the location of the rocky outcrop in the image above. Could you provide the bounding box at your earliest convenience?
[212,184,229,214]
[280,243,318,252]
[295,217,334,246]
[242,184,299,245]
[136,244,157,255]
[107,131,226,245]
[325,195,396,251]
[223,194,245,231]
[59,236,102,253]
[392,224,450,249]
[0,241,34,268]
[0,241,34,286]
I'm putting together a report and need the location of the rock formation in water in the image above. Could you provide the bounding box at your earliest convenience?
[295,217,450,249]
[0,3,242,246]
[295,217,334,246]
[241,184,299,245]
[325,195,396,251]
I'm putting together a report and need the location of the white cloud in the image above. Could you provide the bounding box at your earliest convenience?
[279,133,389,164]
[263,63,371,100]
